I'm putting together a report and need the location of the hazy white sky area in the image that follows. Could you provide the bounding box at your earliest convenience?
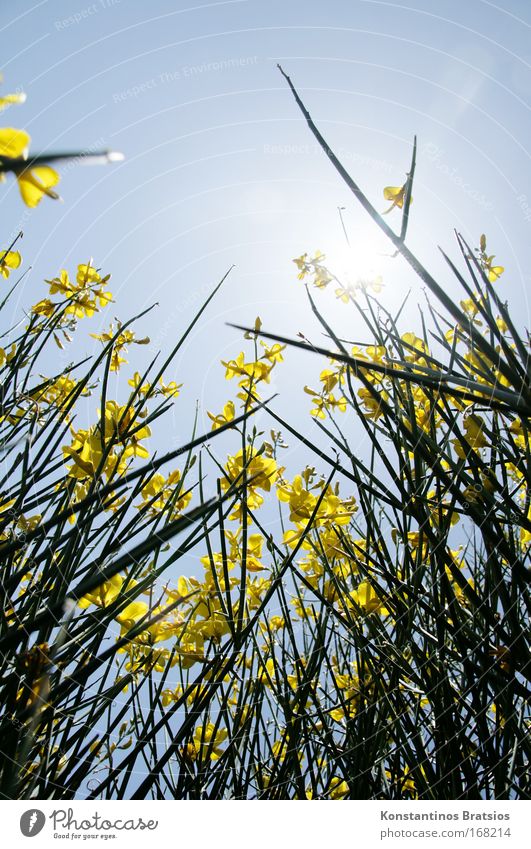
[2,0,530,475]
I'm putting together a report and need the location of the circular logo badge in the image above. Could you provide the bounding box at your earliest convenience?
[20,810,46,837]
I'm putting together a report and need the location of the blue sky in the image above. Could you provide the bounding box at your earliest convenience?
[1,0,530,467]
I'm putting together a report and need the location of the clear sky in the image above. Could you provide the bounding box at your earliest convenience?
[1,0,530,469]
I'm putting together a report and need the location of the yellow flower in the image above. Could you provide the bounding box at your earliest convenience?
[246,532,267,572]
[257,657,276,686]
[0,249,21,278]
[304,387,326,419]
[62,403,149,482]
[451,414,488,459]
[91,323,150,372]
[271,738,288,763]
[401,332,429,363]
[78,574,123,609]
[46,264,112,319]
[277,474,317,522]
[116,600,149,634]
[0,127,60,206]
[246,576,271,610]
[385,766,419,798]
[426,489,460,528]
[291,597,315,620]
[357,386,388,420]
[18,165,61,208]
[383,183,412,214]
[304,386,348,419]
[103,400,151,459]
[161,689,177,708]
[158,377,181,398]
[278,473,355,529]
[485,263,504,283]
[0,126,30,159]
[312,264,333,289]
[319,367,343,394]
[31,375,80,417]
[349,580,389,616]
[17,513,42,533]
[191,723,228,761]
[478,235,504,283]
[222,351,273,386]
[261,342,285,363]
[174,634,205,668]
[293,251,332,288]
[63,429,110,479]
[128,372,151,396]
[335,284,353,303]
[0,90,26,111]
[31,298,56,317]
[221,449,279,519]
[329,777,349,799]
[48,269,74,298]
[0,497,16,517]
[208,400,235,431]
[293,253,309,279]
[0,341,17,368]
[137,469,191,516]
[460,297,482,322]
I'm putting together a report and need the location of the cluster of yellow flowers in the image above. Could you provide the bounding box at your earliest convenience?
[278,466,356,531]
[33,263,113,323]
[304,363,348,419]
[137,469,191,519]
[91,322,150,372]
[205,318,285,441]
[0,498,42,545]
[8,74,528,800]
[293,251,333,288]
[76,307,435,704]
[221,447,280,520]
[64,399,152,479]
[292,234,514,451]
[293,250,383,303]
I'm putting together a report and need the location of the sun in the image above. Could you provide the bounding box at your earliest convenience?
[325,229,389,296]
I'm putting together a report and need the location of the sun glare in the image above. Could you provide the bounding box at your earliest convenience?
[325,231,389,298]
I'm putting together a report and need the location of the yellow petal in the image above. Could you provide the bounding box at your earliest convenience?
[0,127,30,158]
[488,265,504,282]
[0,92,27,111]
[116,601,149,628]
[17,165,60,207]
[383,185,403,201]
[0,250,22,277]
[382,184,411,213]
[4,250,21,267]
